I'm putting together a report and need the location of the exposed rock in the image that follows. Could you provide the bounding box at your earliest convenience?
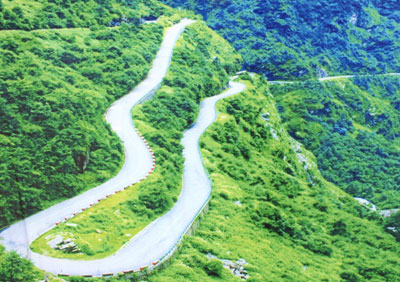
[234,201,242,207]
[74,149,90,174]
[270,127,279,141]
[207,254,249,280]
[261,112,270,121]
[316,67,328,78]
[290,138,314,184]
[66,223,77,227]
[349,13,358,25]
[354,197,377,211]
[47,235,63,249]
[379,209,399,218]
[260,113,279,141]
[53,238,81,253]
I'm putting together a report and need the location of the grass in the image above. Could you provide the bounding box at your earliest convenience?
[30,179,152,260]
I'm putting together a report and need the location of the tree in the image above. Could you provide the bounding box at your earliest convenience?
[0,251,37,282]
[384,212,400,241]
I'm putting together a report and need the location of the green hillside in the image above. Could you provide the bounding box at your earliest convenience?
[161,0,400,80]
[0,0,164,30]
[271,76,400,209]
[1,0,400,281]
[148,75,400,281]
[0,0,170,227]
[31,20,241,260]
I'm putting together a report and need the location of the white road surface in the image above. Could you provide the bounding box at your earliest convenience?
[318,73,400,81]
[0,18,247,277]
[268,73,400,84]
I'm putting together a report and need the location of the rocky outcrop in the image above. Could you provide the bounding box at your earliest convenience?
[47,235,81,254]
[207,254,249,280]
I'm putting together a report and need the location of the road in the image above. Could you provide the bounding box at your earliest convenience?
[318,73,400,81]
[28,81,245,277]
[268,72,400,84]
[4,16,396,276]
[0,18,247,277]
[0,18,194,276]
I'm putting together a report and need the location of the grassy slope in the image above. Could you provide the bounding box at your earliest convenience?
[270,76,400,209]
[148,75,400,282]
[31,20,241,259]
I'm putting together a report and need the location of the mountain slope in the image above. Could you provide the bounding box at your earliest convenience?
[0,0,164,30]
[30,20,241,260]
[271,76,400,209]
[1,0,400,281]
[161,0,400,80]
[0,0,168,227]
[148,75,400,282]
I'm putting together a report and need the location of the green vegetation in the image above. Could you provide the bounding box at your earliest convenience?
[31,20,241,259]
[270,76,400,209]
[161,0,400,80]
[0,0,164,30]
[384,212,400,242]
[2,0,400,280]
[0,245,39,282]
[0,1,169,228]
[148,75,400,281]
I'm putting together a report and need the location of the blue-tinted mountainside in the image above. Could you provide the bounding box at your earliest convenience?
[161,0,400,80]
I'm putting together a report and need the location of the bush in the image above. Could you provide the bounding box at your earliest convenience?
[203,259,223,277]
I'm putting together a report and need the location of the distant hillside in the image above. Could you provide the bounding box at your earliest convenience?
[161,0,400,80]
[271,76,400,209]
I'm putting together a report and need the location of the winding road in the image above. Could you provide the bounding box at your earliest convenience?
[5,16,396,277]
[0,19,247,276]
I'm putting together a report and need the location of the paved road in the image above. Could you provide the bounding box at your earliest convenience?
[28,80,245,277]
[0,18,247,276]
[318,73,400,81]
[268,73,400,84]
[0,18,194,276]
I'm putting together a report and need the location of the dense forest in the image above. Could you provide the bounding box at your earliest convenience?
[161,0,400,80]
[271,76,400,209]
[0,246,39,282]
[0,0,164,30]
[0,0,167,227]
